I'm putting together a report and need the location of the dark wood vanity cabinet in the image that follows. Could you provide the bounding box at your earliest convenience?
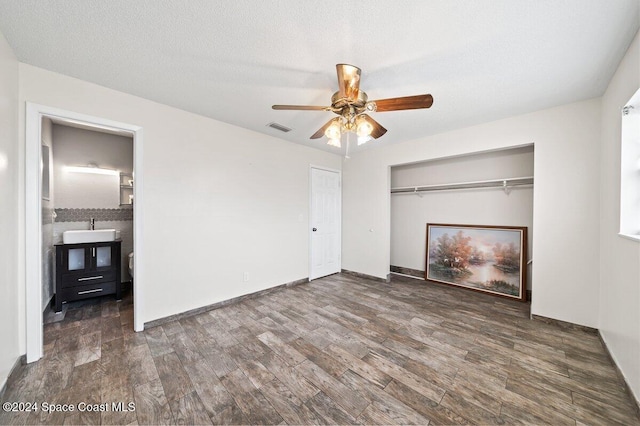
[55,240,121,312]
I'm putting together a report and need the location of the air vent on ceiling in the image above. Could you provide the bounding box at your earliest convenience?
[267,122,292,133]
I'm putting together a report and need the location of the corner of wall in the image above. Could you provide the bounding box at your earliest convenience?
[0,29,22,394]
[597,27,640,407]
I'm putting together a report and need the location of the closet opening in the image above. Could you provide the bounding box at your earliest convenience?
[390,145,534,300]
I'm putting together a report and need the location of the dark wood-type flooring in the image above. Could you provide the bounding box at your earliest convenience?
[1,273,639,425]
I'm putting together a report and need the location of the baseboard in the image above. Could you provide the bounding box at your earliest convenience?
[390,265,423,279]
[391,271,425,280]
[341,269,390,283]
[42,294,54,313]
[530,314,598,334]
[0,355,25,401]
[144,277,308,329]
[598,331,640,420]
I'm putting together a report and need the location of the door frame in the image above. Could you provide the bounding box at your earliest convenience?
[308,165,342,281]
[25,103,145,363]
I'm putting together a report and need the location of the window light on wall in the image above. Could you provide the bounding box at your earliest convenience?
[620,87,640,241]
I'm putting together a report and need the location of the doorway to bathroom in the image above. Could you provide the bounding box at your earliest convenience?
[25,103,144,363]
[42,118,134,320]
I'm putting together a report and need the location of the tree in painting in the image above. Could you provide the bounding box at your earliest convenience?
[469,246,487,265]
[431,231,473,277]
[492,242,520,273]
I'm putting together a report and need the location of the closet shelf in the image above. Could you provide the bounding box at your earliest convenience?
[391,176,534,194]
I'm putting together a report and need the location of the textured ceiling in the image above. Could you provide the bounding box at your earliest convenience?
[0,1,638,154]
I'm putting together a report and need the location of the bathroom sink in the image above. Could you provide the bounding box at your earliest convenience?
[62,229,116,244]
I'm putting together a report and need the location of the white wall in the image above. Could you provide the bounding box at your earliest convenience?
[18,64,341,326]
[391,146,535,188]
[343,98,601,328]
[52,124,133,208]
[0,31,20,389]
[390,147,534,291]
[599,30,640,403]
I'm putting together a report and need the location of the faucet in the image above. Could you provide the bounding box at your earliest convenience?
[90,218,95,230]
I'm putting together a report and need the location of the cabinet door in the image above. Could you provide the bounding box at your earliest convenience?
[93,243,116,271]
[67,247,89,271]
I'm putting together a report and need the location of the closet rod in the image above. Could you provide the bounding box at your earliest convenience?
[391,176,534,194]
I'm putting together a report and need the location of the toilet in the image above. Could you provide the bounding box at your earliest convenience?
[128,252,134,282]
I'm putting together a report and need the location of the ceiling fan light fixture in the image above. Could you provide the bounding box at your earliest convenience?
[327,137,341,148]
[324,118,342,140]
[357,135,372,145]
[272,64,433,144]
[355,116,373,137]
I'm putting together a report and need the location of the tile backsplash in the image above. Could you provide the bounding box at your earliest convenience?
[55,207,133,222]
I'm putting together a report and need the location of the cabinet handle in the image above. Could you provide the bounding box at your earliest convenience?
[78,275,103,281]
[92,247,96,257]
[78,288,102,295]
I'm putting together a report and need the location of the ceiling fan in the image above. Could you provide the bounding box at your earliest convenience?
[272,64,433,147]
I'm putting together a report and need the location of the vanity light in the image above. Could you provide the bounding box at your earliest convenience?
[65,163,119,176]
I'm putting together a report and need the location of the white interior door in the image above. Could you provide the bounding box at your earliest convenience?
[310,167,341,280]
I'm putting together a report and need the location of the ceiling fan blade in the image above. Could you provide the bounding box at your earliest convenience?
[361,114,387,139]
[272,104,330,111]
[336,64,361,101]
[310,118,336,139]
[370,94,433,112]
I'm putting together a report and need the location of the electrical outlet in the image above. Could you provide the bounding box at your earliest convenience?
[243,272,249,282]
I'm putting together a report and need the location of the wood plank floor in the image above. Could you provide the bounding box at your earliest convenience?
[1,273,638,425]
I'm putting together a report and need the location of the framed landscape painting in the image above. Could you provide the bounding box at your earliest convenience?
[425,223,527,301]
